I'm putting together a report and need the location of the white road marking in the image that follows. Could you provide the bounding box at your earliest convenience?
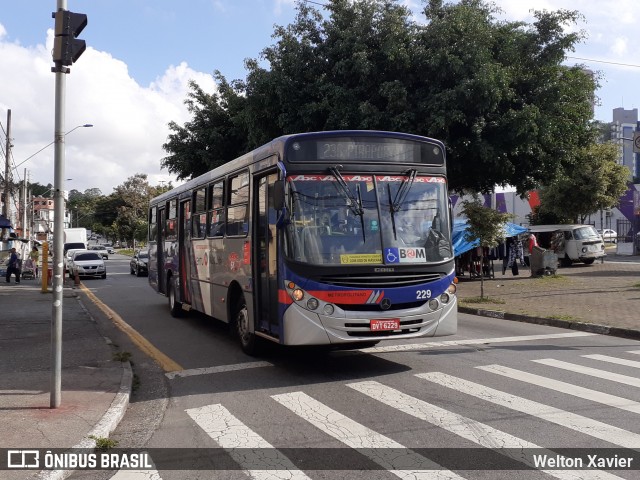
[533,359,640,388]
[185,403,311,480]
[166,361,273,379]
[349,380,624,480]
[272,391,464,479]
[581,354,640,369]
[477,364,640,414]
[358,332,597,354]
[417,372,640,449]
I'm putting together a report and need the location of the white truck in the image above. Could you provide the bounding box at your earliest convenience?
[63,228,88,254]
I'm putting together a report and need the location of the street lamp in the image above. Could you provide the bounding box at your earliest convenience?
[13,124,93,170]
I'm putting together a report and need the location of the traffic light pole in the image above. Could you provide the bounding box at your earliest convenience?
[50,0,67,409]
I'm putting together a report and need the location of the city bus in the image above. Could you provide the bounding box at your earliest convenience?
[147,130,458,354]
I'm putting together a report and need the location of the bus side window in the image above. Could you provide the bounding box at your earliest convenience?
[207,181,225,237]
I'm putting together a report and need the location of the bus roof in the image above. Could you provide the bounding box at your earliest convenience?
[150,130,444,206]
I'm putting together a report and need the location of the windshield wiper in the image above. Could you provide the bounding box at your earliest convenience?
[328,166,366,241]
[388,169,417,240]
[328,166,364,217]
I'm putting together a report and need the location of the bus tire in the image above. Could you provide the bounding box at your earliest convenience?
[233,296,260,355]
[168,276,183,318]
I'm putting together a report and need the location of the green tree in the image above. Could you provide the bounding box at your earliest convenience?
[538,143,629,223]
[161,79,248,181]
[461,197,514,298]
[162,0,597,195]
[112,174,156,246]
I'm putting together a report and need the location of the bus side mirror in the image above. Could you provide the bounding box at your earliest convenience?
[273,180,285,211]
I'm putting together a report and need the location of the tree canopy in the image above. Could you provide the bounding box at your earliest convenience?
[162,0,598,195]
[537,142,630,224]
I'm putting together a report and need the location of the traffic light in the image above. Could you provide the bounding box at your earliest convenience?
[52,10,87,67]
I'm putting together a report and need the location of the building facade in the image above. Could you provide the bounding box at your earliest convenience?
[611,107,639,180]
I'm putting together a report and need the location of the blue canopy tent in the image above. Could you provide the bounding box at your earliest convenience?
[452,219,528,257]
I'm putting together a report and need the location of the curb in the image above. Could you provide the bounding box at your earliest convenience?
[458,306,640,341]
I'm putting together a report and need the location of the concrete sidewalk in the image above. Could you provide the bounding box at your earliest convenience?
[0,282,131,480]
[457,252,640,339]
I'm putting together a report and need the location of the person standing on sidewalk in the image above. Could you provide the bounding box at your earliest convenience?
[29,246,40,278]
[5,248,21,284]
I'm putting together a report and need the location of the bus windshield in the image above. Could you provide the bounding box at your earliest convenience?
[285,174,452,265]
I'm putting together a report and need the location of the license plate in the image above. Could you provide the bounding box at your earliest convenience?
[370,319,400,331]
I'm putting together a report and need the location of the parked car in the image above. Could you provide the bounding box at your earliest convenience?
[64,248,86,273]
[88,244,109,259]
[597,229,617,243]
[102,243,115,254]
[130,250,149,277]
[68,251,106,279]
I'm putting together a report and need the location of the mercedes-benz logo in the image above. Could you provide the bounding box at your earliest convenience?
[380,298,391,310]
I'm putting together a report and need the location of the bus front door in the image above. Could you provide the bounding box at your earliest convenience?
[157,207,166,293]
[255,172,279,336]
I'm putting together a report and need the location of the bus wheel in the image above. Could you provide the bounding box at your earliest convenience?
[168,277,182,317]
[234,297,260,355]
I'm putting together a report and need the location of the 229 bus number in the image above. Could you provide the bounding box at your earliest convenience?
[416,289,432,299]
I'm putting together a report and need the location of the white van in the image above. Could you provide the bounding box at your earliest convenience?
[528,224,605,266]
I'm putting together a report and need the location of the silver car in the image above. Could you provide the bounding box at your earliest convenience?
[68,251,107,279]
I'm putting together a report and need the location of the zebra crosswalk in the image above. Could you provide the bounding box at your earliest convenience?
[115,348,640,479]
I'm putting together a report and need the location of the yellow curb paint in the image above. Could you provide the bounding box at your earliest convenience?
[80,283,183,373]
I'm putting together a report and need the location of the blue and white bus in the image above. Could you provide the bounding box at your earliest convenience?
[148,130,457,354]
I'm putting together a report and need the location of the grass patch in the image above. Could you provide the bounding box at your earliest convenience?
[113,351,132,362]
[632,282,640,289]
[89,435,119,450]
[461,296,506,305]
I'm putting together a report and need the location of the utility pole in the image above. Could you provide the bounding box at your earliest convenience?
[22,168,28,241]
[2,109,11,239]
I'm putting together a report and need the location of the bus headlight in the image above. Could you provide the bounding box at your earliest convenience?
[307,298,319,310]
[323,304,335,315]
[292,288,304,301]
[428,298,439,310]
[440,293,450,304]
[447,283,457,295]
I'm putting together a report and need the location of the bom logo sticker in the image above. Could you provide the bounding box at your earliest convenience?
[385,247,427,264]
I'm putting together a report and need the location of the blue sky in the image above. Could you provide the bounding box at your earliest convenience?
[1,0,638,194]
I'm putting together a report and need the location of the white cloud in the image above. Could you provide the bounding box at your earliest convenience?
[1,26,216,195]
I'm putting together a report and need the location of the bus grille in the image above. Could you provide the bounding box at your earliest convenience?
[318,272,444,288]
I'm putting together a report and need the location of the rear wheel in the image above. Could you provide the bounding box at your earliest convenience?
[168,277,183,317]
[234,296,261,355]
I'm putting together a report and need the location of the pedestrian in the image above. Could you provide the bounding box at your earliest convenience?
[30,246,40,278]
[506,236,524,276]
[528,232,538,254]
[5,247,21,284]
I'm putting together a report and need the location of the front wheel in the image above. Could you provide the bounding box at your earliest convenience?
[233,297,261,355]
[582,258,596,265]
[168,277,183,317]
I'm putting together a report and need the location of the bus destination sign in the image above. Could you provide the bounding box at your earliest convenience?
[287,136,445,165]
